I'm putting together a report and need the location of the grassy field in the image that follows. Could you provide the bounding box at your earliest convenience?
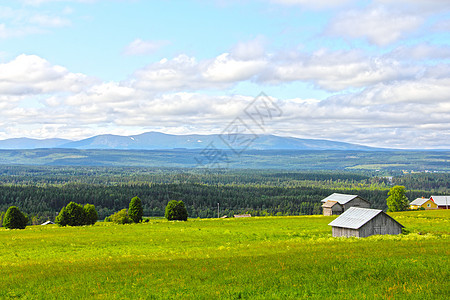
[1,210,449,299]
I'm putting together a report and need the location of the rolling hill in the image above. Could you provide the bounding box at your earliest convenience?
[0,132,377,151]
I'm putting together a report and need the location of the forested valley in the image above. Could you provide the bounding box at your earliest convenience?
[0,166,448,224]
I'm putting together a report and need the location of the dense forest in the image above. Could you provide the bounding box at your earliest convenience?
[0,166,448,223]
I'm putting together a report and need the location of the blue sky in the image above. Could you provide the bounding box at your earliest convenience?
[0,0,449,149]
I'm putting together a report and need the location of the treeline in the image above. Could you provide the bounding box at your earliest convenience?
[0,166,448,222]
[0,182,436,222]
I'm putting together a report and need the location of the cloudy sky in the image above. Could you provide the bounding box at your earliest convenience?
[0,0,449,149]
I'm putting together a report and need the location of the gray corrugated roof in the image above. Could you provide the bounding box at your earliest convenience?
[321,193,359,205]
[328,207,382,229]
[430,196,450,206]
[409,198,430,206]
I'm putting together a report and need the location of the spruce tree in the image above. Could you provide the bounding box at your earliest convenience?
[129,196,143,223]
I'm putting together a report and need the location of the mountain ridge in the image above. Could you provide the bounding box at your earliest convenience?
[0,131,379,151]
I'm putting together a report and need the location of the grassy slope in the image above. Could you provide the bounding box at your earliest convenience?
[0,210,449,299]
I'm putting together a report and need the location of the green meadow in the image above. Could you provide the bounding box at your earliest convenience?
[1,210,449,299]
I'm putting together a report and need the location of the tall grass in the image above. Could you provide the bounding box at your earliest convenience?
[1,211,448,299]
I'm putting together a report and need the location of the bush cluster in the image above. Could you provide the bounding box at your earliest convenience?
[108,209,132,224]
[55,202,98,226]
[2,206,29,229]
[105,197,188,223]
[106,196,143,224]
[165,200,188,221]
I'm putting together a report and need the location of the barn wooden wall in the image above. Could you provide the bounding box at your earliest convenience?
[332,213,402,238]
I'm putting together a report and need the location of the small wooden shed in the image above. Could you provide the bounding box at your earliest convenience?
[328,207,404,238]
[321,193,370,216]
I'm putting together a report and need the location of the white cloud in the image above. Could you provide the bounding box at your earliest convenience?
[1,32,450,149]
[203,53,266,82]
[260,49,420,91]
[0,5,72,38]
[29,14,71,27]
[328,6,424,46]
[0,23,43,39]
[231,36,266,60]
[269,0,354,9]
[433,18,450,32]
[387,44,450,61]
[20,0,97,5]
[344,78,450,106]
[122,39,169,56]
[374,0,450,13]
[132,51,266,91]
[132,47,425,92]
[132,55,203,91]
[0,54,95,95]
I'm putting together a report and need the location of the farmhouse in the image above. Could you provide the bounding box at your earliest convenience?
[328,207,404,238]
[409,197,437,210]
[321,193,370,216]
[430,196,450,209]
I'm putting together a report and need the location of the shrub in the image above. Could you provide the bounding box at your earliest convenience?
[56,202,98,226]
[129,196,143,223]
[110,209,132,224]
[56,202,85,226]
[0,211,5,227]
[165,200,188,221]
[3,206,29,229]
[84,204,98,225]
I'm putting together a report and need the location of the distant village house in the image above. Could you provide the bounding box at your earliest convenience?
[328,207,404,238]
[321,193,370,216]
[409,197,438,210]
[430,196,450,209]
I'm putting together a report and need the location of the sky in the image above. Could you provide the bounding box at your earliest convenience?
[0,0,449,149]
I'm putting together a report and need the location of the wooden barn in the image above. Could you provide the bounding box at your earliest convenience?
[321,193,370,216]
[328,207,404,238]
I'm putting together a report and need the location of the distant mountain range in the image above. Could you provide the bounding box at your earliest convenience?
[0,131,379,151]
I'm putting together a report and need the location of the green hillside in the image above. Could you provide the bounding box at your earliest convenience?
[0,149,449,171]
[1,210,448,299]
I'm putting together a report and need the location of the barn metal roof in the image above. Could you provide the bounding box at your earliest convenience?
[320,193,360,205]
[430,196,450,206]
[409,198,430,206]
[328,207,383,229]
